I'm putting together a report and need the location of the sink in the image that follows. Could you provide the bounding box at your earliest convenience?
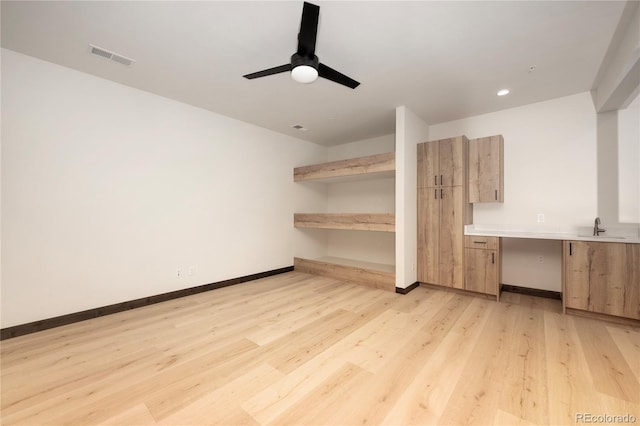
[576,234,626,240]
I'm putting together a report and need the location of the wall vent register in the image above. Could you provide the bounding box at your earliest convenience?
[89,44,136,67]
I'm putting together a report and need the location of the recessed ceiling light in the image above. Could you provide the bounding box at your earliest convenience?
[497,89,510,96]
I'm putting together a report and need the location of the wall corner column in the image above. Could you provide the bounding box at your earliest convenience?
[395,106,429,289]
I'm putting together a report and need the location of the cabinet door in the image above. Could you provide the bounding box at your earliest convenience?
[418,187,439,284]
[468,135,504,203]
[438,137,465,187]
[625,244,640,319]
[564,241,640,319]
[418,141,439,188]
[439,186,464,289]
[465,248,497,295]
[563,241,592,311]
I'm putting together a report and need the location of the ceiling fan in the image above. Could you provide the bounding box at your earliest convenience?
[243,2,360,89]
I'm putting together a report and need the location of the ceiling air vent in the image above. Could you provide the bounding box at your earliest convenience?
[89,44,135,67]
[292,124,308,131]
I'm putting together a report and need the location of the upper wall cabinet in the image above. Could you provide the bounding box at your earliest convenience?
[418,136,466,188]
[468,135,504,203]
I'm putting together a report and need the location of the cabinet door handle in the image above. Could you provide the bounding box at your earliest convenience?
[495,190,498,200]
[441,188,443,199]
[434,189,437,199]
[492,252,495,264]
[569,242,572,256]
[440,175,443,185]
[434,175,437,186]
[473,241,487,244]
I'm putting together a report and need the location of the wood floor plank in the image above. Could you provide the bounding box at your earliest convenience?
[437,296,522,425]
[158,363,283,425]
[319,294,475,425]
[2,347,163,425]
[381,297,493,425]
[244,283,372,346]
[497,295,550,425]
[98,403,158,426]
[543,309,596,425]
[241,303,408,424]
[269,362,373,425]
[1,296,201,366]
[48,338,260,425]
[342,308,427,374]
[606,325,640,383]
[240,356,345,424]
[262,308,359,374]
[393,286,456,316]
[575,317,640,403]
[2,273,638,426]
[492,409,538,426]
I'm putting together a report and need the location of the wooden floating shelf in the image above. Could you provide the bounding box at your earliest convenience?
[294,213,395,232]
[294,257,395,292]
[294,152,395,182]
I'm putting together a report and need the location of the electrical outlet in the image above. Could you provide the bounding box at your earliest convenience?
[538,256,544,263]
[176,268,181,278]
[537,213,545,223]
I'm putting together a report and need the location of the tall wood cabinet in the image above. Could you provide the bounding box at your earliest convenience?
[417,136,471,289]
[563,241,640,320]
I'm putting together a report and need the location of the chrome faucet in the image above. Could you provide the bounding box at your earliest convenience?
[593,217,606,236]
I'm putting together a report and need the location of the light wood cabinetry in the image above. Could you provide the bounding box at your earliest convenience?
[294,257,395,291]
[417,136,471,290]
[563,241,640,320]
[294,152,394,182]
[294,213,395,232]
[464,236,501,299]
[418,137,465,188]
[468,135,504,203]
[294,153,396,291]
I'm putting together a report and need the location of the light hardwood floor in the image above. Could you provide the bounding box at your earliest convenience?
[1,272,638,425]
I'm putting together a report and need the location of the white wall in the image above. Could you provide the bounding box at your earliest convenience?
[429,92,597,291]
[327,134,395,162]
[429,92,597,229]
[618,93,640,223]
[395,106,429,288]
[589,0,640,230]
[592,1,640,112]
[1,49,326,327]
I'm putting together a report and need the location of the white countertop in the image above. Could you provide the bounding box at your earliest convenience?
[465,225,640,244]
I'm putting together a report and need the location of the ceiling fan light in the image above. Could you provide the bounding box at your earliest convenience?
[291,65,318,84]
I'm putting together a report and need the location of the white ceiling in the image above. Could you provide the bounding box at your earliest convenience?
[1,1,627,146]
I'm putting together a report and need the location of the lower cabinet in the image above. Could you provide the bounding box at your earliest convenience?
[464,236,500,299]
[563,240,640,320]
[417,186,466,289]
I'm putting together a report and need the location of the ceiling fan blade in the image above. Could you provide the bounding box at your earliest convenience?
[243,64,291,79]
[318,63,360,89]
[297,2,320,57]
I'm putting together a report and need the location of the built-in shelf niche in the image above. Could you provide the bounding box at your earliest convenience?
[293,152,396,290]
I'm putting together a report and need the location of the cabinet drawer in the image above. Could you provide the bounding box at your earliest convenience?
[465,236,499,250]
